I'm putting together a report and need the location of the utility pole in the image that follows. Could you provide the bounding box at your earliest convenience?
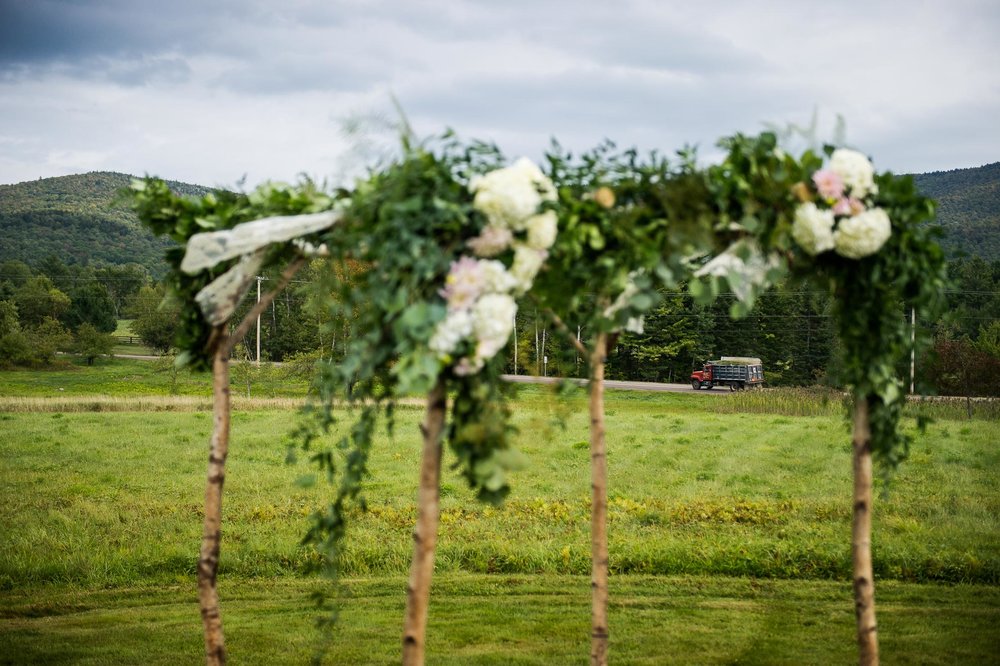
[910,307,916,394]
[576,324,582,376]
[256,276,264,367]
[513,323,518,375]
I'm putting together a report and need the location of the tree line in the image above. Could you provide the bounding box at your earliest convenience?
[2,254,998,395]
[0,257,150,366]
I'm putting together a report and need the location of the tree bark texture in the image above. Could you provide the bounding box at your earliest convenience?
[402,379,448,666]
[590,332,610,666]
[199,331,230,665]
[852,397,880,665]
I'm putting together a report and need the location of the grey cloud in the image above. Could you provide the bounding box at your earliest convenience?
[0,53,191,87]
[402,65,800,156]
[0,0,208,63]
[215,58,378,95]
[208,18,414,95]
[863,100,1000,174]
[0,0,997,186]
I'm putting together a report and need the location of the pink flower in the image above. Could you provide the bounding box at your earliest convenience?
[466,225,513,257]
[812,169,845,201]
[833,197,866,216]
[439,256,485,311]
[452,357,479,376]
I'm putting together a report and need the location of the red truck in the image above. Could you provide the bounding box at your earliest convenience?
[691,357,764,391]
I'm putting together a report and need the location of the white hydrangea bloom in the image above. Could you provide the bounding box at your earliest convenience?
[472,293,518,362]
[509,157,556,200]
[436,159,559,376]
[524,210,558,250]
[510,246,546,292]
[791,203,836,255]
[471,157,555,231]
[428,309,474,356]
[829,149,876,198]
[479,259,518,294]
[834,208,892,259]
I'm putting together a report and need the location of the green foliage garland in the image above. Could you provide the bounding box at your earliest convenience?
[537,142,718,336]
[298,134,552,586]
[691,132,948,470]
[131,177,338,369]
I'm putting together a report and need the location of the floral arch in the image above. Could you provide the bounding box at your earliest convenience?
[133,126,946,666]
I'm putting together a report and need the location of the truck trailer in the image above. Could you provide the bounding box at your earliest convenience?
[691,357,764,391]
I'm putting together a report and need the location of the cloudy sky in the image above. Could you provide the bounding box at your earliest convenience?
[1,0,998,189]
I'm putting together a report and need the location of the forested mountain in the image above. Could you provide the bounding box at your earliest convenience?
[0,172,210,276]
[1,163,997,277]
[914,162,1000,260]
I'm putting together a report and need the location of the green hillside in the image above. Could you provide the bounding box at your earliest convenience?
[913,162,1000,260]
[1,163,997,277]
[0,172,210,276]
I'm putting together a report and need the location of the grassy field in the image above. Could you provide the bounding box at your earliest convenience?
[3,576,998,664]
[0,356,313,398]
[1,359,998,663]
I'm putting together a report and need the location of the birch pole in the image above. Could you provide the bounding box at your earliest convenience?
[589,331,610,666]
[196,256,308,666]
[545,307,612,665]
[198,326,230,665]
[851,397,880,665]
[402,379,448,665]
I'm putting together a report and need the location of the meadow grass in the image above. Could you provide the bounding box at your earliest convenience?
[1,397,997,588]
[0,356,313,398]
[2,575,998,664]
[0,395,315,412]
[1,362,998,663]
[2,358,996,420]
[716,385,1000,421]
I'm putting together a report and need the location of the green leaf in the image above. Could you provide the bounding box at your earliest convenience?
[630,292,654,311]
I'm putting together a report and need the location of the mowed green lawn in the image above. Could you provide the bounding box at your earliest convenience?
[1,368,998,663]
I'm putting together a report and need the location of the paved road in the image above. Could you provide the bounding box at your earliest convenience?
[501,374,729,394]
[116,355,721,394]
